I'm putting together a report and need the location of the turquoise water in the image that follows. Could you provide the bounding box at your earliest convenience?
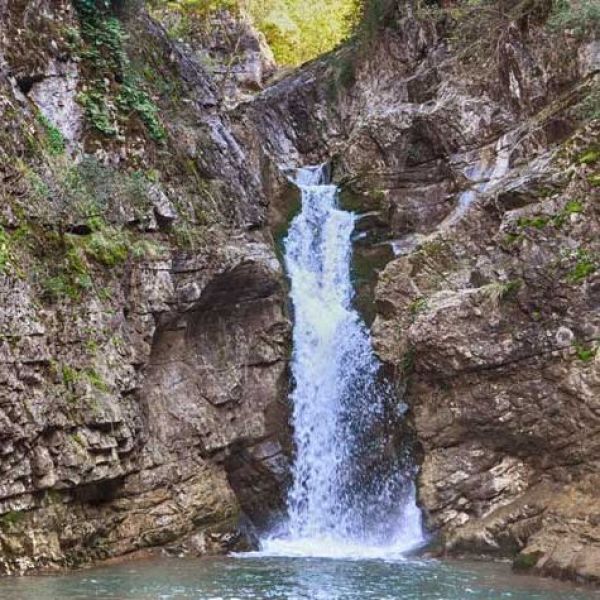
[0,557,597,599]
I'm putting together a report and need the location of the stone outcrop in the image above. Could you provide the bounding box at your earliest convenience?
[0,0,291,574]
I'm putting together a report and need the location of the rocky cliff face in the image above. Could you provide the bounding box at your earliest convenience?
[0,0,291,574]
[315,2,599,585]
[235,0,600,584]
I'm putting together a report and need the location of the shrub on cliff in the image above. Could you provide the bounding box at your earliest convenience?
[247,0,360,65]
[548,0,600,36]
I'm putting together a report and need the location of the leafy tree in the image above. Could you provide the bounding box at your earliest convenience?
[246,0,360,65]
[154,0,361,66]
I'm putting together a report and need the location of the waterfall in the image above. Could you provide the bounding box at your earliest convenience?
[260,165,424,559]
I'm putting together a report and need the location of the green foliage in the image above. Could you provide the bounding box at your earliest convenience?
[409,297,428,316]
[85,338,100,353]
[77,87,118,136]
[548,0,600,37]
[563,200,583,214]
[42,274,88,301]
[566,249,597,283]
[71,432,87,447]
[131,238,168,259]
[31,156,155,227]
[419,239,447,259]
[60,363,109,394]
[166,0,237,16]
[579,149,600,165]
[85,226,129,267]
[39,219,163,302]
[84,368,109,391]
[574,342,598,362]
[62,364,79,386]
[249,0,359,65]
[36,113,66,155]
[513,552,541,571]
[501,279,522,299]
[171,220,206,250]
[73,0,166,141]
[517,215,549,229]
[161,0,360,66]
[550,200,583,227]
[517,200,584,230]
[588,172,600,186]
[400,346,416,379]
[0,510,25,530]
[117,82,166,141]
[40,234,93,301]
[0,226,10,273]
[504,232,523,245]
[482,279,522,305]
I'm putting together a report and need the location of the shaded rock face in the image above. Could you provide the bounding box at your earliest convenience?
[0,0,293,575]
[0,233,291,573]
[144,248,291,527]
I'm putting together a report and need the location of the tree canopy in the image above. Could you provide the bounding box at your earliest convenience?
[247,0,360,66]
[159,0,361,66]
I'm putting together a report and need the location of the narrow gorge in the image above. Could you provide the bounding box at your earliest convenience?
[0,0,599,595]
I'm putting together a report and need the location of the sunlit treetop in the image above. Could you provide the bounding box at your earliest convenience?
[157,0,362,66]
[247,0,361,66]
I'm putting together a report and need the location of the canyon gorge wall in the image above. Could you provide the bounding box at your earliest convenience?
[0,0,598,585]
[0,0,293,573]
[240,0,600,583]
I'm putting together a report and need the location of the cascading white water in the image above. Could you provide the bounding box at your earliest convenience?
[260,165,424,559]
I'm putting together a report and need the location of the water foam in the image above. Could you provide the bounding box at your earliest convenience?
[256,165,425,559]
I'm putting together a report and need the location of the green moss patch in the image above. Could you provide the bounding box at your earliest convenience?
[36,113,66,155]
[579,149,600,165]
[513,551,542,572]
[574,342,598,362]
[566,249,597,284]
[0,510,26,531]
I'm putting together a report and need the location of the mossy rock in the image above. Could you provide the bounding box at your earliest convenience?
[271,181,302,265]
[579,148,600,165]
[0,510,26,531]
[513,551,543,572]
[587,173,600,187]
[351,243,394,324]
[339,183,387,214]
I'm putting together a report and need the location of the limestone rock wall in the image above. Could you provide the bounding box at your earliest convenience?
[0,0,292,574]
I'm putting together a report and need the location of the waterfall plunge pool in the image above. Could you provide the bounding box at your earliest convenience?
[0,556,597,599]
